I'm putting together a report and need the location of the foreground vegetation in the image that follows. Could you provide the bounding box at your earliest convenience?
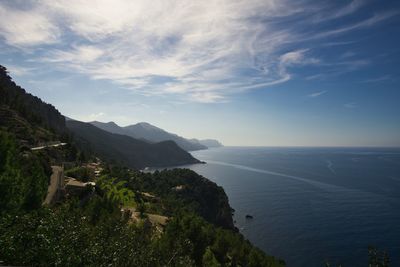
[0,202,280,266]
[0,131,284,266]
[0,131,390,267]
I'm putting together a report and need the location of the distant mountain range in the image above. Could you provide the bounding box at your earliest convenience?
[89,121,223,151]
[191,138,223,148]
[0,65,200,169]
[67,120,200,169]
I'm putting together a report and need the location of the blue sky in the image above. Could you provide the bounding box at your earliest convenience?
[0,0,399,146]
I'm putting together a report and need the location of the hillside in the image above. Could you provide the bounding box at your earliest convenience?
[89,121,127,136]
[130,168,235,229]
[0,65,202,169]
[0,66,66,135]
[68,120,200,169]
[194,138,223,148]
[0,126,285,266]
[0,66,285,267]
[0,105,59,146]
[90,121,208,151]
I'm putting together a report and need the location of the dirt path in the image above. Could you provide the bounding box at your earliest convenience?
[43,166,63,205]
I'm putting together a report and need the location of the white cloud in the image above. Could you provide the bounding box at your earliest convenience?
[5,65,34,76]
[313,0,367,22]
[313,11,399,39]
[361,75,392,83]
[36,0,307,102]
[46,45,104,63]
[0,0,395,102]
[331,0,366,18]
[308,90,327,98]
[305,74,326,81]
[0,4,59,47]
[84,112,106,121]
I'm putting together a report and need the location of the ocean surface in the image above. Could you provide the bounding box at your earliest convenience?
[179,147,400,267]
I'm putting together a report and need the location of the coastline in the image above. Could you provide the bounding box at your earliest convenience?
[178,146,400,266]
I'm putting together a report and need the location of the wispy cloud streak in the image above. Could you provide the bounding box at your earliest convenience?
[0,0,397,102]
[308,90,327,98]
[361,75,392,83]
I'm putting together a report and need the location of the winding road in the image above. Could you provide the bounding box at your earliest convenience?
[31,142,67,151]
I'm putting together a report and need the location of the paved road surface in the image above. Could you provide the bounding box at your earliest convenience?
[31,142,67,151]
[43,166,63,205]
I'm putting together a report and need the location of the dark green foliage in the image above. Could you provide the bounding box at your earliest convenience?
[0,202,155,267]
[67,120,200,169]
[0,132,25,211]
[0,131,48,212]
[0,191,283,267]
[65,166,94,182]
[0,65,66,135]
[158,213,285,267]
[97,176,134,206]
[202,247,221,267]
[325,246,391,267]
[0,105,57,146]
[0,151,284,267]
[121,168,235,229]
[0,65,68,148]
[368,246,390,267]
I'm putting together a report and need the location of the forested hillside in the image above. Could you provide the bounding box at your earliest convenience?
[68,120,200,169]
[0,65,200,169]
[0,66,285,266]
[90,121,208,151]
[0,65,66,135]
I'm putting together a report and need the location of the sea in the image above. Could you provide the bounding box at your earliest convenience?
[175,146,400,267]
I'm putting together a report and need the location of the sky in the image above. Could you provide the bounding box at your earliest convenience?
[0,0,399,147]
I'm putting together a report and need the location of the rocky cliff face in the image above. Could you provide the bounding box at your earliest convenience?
[139,168,236,230]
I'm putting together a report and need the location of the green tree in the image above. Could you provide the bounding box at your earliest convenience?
[203,247,221,267]
[368,246,390,267]
[98,176,134,206]
[0,131,49,212]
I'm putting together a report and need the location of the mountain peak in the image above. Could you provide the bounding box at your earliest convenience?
[91,120,118,126]
[90,120,220,151]
[134,122,161,131]
[106,121,119,126]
